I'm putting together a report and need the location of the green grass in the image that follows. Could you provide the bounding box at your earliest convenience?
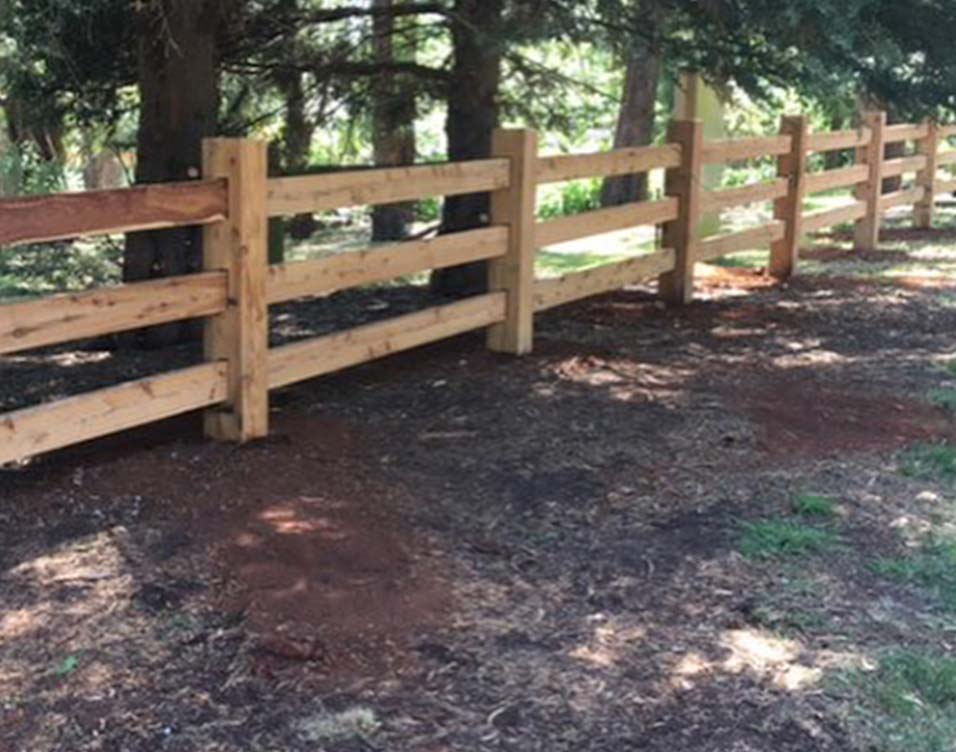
[901,444,956,483]
[839,650,956,752]
[710,249,768,269]
[945,359,956,378]
[929,388,956,411]
[751,604,832,635]
[739,519,838,559]
[791,493,837,519]
[535,250,629,276]
[873,539,956,612]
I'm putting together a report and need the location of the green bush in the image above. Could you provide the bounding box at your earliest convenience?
[538,179,603,220]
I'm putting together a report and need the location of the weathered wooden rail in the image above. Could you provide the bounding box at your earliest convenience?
[1,110,952,464]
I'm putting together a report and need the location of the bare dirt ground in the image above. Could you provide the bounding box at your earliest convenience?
[3,223,956,751]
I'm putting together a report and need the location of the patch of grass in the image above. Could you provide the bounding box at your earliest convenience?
[751,604,832,635]
[873,539,956,612]
[535,250,629,276]
[710,249,767,269]
[739,519,838,560]
[839,650,956,752]
[791,493,836,519]
[928,388,956,411]
[944,359,956,378]
[901,444,956,483]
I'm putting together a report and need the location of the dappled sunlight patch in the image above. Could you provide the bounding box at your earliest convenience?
[9,529,132,596]
[548,355,692,402]
[665,628,834,693]
[0,608,39,641]
[721,628,799,672]
[2,349,113,368]
[568,618,647,669]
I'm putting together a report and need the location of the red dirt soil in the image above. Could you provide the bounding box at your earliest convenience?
[727,375,956,458]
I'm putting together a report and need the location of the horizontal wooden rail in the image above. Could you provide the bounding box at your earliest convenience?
[268,226,507,305]
[267,159,510,216]
[701,136,791,164]
[807,128,872,153]
[695,221,785,262]
[937,151,956,167]
[883,123,930,144]
[0,180,228,248]
[268,293,506,389]
[536,144,681,184]
[533,250,675,312]
[700,179,788,213]
[801,201,867,234]
[0,272,228,355]
[936,178,956,194]
[804,165,869,194]
[535,197,678,247]
[880,187,925,212]
[939,124,956,138]
[0,362,228,465]
[882,155,928,179]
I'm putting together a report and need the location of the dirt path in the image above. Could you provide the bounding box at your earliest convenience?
[3,234,956,751]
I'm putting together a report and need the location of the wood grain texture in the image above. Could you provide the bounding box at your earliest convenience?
[701,179,788,213]
[880,187,925,212]
[268,293,506,389]
[854,111,887,252]
[533,250,676,312]
[268,227,507,305]
[915,122,939,229]
[883,123,930,144]
[801,201,868,234]
[807,128,872,153]
[535,198,678,248]
[701,135,792,164]
[0,363,228,465]
[536,144,681,184]
[202,138,270,442]
[770,115,809,280]
[0,272,227,355]
[0,180,227,248]
[267,159,510,216]
[804,165,869,194]
[882,155,928,179]
[936,150,956,166]
[488,129,538,354]
[660,120,704,304]
[935,178,956,194]
[696,222,785,263]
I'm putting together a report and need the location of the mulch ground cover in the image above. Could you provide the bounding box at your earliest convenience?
[2,237,956,751]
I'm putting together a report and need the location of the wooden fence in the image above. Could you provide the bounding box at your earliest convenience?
[1,110,954,464]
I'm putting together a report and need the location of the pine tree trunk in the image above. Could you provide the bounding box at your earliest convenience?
[124,0,221,347]
[429,0,504,297]
[371,0,417,242]
[277,69,317,241]
[601,46,661,207]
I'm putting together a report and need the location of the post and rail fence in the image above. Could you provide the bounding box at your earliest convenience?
[1,110,954,465]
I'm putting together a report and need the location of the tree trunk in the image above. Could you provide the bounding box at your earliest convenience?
[824,113,847,170]
[601,45,661,206]
[277,69,317,240]
[124,0,221,347]
[371,0,417,242]
[429,0,504,297]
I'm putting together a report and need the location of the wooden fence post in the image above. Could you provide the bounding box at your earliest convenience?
[915,120,939,229]
[202,138,270,442]
[854,110,887,252]
[769,115,809,280]
[660,119,703,304]
[488,128,538,354]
